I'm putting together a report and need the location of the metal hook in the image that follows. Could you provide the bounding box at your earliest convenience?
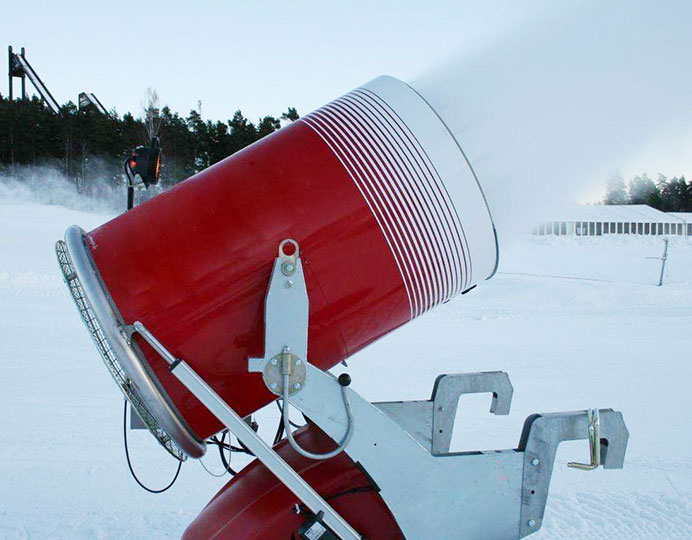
[568,408,601,471]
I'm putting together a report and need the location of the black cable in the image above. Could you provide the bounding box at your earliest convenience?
[207,430,254,454]
[235,437,255,456]
[273,400,307,445]
[276,400,305,429]
[295,485,376,515]
[217,431,238,475]
[123,400,182,493]
[201,431,242,476]
[273,411,285,445]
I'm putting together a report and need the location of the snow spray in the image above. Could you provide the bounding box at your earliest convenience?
[409,0,692,243]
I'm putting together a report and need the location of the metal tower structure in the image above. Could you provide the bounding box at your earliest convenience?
[8,46,60,113]
[78,91,109,115]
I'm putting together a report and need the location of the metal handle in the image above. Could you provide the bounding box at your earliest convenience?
[567,408,601,471]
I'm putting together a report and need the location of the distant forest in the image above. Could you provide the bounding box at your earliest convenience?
[604,174,691,212]
[2,93,690,214]
[0,90,299,193]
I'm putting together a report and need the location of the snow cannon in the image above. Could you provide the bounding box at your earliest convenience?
[56,76,629,540]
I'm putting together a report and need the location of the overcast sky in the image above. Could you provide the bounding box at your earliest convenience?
[4,1,545,121]
[4,1,690,202]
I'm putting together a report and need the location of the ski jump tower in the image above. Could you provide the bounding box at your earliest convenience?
[78,91,108,115]
[8,46,109,115]
[8,46,60,113]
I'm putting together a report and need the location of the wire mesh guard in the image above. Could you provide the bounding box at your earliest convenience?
[55,240,187,461]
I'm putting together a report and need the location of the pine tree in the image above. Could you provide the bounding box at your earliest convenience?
[629,174,661,208]
[257,116,281,138]
[281,107,300,122]
[0,92,300,190]
[228,110,257,153]
[604,175,628,205]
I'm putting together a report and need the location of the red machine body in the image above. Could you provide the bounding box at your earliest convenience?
[85,76,497,449]
[90,114,408,441]
[182,425,405,540]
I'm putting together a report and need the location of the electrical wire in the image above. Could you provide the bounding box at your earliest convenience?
[199,455,231,478]
[205,431,238,476]
[273,410,286,446]
[295,485,376,515]
[123,400,182,493]
[276,400,305,429]
[201,426,264,478]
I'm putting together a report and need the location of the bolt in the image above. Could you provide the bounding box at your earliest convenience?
[295,359,301,365]
[531,458,540,466]
[527,519,536,528]
[284,280,293,288]
[271,358,278,365]
[281,261,296,276]
[270,382,278,390]
[293,383,301,390]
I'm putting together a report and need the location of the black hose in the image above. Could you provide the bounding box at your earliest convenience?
[123,400,182,493]
[217,431,238,475]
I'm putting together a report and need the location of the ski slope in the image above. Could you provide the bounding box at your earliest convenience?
[0,197,691,539]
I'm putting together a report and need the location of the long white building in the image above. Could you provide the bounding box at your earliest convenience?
[533,205,692,236]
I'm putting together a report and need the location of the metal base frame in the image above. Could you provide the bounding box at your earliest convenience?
[129,243,629,540]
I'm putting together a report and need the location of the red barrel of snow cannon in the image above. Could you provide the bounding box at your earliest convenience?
[56,75,498,459]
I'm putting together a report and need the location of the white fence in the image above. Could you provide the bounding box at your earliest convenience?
[532,220,691,236]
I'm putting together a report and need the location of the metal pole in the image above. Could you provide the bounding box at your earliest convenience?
[169,361,362,540]
[127,185,134,211]
[124,159,135,211]
[8,46,13,102]
[20,47,26,100]
[658,238,668,287]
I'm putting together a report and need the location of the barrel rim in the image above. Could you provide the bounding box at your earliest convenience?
[56,225,205,459]
[401,78,500,280]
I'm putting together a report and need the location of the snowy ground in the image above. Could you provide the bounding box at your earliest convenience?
[1,198,690,539]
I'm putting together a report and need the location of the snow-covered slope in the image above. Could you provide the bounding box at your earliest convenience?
[1,198,690,539]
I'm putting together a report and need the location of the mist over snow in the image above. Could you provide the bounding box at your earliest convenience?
[410,0,692,245]
[0,165,161,215]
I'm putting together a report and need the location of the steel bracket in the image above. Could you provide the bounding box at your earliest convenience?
[517,409,629,536]
[129,240,630,540]
[374,371,513,454]
[248,239,309,397]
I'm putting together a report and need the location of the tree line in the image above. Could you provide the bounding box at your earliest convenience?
[0,91,299,193]
[604,173,691,212]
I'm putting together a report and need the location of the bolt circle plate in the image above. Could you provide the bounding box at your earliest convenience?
[262,352,307,396]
